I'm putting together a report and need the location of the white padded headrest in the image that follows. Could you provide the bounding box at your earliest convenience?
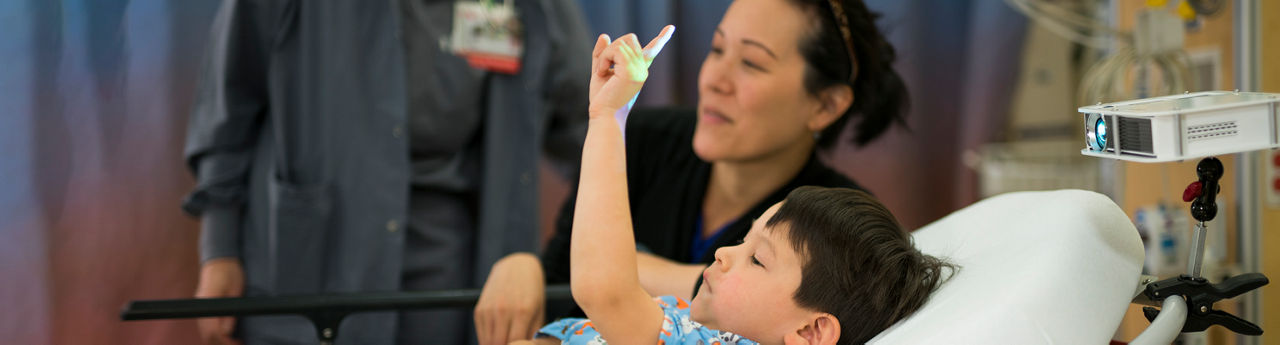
[870,190,1144,344]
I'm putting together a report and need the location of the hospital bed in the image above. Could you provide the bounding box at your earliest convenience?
[872,189,1144,343]
[121,189,1254,343]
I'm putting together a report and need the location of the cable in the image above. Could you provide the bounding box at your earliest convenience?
[1002,0,1194,105]
[1077,46,1191,105]
[1003,0,1131,49]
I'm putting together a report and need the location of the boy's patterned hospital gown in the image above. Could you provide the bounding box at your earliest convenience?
[537,295,758,345]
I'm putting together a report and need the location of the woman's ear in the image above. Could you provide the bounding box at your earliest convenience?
[783,313,841,345]
[807,84,853,133]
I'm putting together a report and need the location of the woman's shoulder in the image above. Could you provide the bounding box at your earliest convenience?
[627,106,696,138]
[624,106,702,168]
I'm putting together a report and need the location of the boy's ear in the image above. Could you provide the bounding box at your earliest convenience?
[783,313,841,345]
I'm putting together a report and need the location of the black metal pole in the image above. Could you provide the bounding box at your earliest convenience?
[121,285,572,321]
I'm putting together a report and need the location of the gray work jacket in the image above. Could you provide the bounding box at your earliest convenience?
[181,0,587,342]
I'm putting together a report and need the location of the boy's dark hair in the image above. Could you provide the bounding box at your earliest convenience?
[768,186,951,344]
[787,0,910,149]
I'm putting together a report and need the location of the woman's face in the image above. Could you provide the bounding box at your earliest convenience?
[694,0,831,163]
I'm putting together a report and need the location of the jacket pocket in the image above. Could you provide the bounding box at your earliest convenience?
[267,177,332,294]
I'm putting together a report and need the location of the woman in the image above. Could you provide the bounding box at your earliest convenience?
[475,0,908,343]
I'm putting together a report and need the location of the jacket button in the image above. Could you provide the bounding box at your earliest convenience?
[386,220,399,232]
[392,125,404,139]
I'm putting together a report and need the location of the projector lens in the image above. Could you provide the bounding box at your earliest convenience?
[1084,113,1109,152]
[1094,117,1108,149]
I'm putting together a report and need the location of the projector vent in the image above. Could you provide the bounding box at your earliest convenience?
[1186,121,1238,142]
[1110,117,1154,154]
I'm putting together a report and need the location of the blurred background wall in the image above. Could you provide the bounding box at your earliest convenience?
[1,0,218,343]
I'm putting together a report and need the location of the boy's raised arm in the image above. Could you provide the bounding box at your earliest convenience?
[570,25,674,344]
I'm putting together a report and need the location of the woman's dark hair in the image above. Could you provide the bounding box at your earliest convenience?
[787,0,910,148]
[768,186,952,344]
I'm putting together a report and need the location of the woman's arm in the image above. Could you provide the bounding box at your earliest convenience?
[636,253,705,301]
[570,26,673,344]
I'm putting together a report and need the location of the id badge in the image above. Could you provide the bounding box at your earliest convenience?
[450,1,523,74]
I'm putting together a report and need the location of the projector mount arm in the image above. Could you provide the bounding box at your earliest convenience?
[1139,157,1269,335]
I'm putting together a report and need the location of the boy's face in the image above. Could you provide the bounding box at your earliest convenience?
[691,202,813,342]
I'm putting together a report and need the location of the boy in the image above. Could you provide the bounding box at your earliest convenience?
[528,25,949,345]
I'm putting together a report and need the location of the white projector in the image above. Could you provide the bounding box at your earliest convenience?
[1079,91,1280,162]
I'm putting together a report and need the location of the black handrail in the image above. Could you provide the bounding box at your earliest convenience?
[121,284,573,344]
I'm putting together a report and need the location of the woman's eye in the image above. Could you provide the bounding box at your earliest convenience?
[709,47,724,55]
[742,59,763,71]
[751,255,764,267]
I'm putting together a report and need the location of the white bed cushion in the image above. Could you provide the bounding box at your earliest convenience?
[869,190,1145,344]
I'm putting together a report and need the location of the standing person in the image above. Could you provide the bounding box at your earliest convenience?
[473,0,910,344]
[183,0,590,344]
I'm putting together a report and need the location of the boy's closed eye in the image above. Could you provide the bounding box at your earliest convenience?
[750,254,764,268]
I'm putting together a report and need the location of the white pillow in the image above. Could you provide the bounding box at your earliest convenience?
[869,190,1144,344]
